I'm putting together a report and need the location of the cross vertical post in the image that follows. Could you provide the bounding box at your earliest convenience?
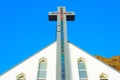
[49,7,75,80]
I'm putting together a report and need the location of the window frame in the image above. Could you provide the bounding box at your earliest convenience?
[37,58,47,80]
[77,57,88,80]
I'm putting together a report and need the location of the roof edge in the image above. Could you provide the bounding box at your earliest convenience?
[69,42,120,73]
[0,41,56,76]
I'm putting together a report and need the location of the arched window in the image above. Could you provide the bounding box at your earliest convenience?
[16,73,26,80]
[100,73,108,80]
[78,58,88,80]
[37,58,47,80]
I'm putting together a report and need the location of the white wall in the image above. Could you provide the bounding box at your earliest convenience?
[0,42,120,80]
[0,42,57,80]
[69,43,120,80]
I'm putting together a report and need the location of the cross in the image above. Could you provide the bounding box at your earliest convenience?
[48,7,75,80]
[48,7,75,41]
[49,7,75,21]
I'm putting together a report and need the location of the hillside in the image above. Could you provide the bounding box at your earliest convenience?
[95,56,120,71]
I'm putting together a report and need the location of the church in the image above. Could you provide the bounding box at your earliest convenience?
[0,7,120,80]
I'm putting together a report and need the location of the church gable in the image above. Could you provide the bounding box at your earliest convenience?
[0,6,120,80]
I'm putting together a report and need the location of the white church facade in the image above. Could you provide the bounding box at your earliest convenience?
[0,7,120,80]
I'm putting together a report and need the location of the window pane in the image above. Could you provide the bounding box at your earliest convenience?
[61,78,65,80]
[78,63,86,69]
[38,71,46,78]
[61,72,65,78]
[61,57,65,62]
[61,62,65,66]
[79,71,87,78]
[39,63,47,70]
[62,68,65,72]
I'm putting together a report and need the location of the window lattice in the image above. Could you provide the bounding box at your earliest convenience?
[37,59,47,80]
[78,59,88,80]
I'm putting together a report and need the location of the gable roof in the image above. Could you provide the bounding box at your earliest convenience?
[0,41,120,79]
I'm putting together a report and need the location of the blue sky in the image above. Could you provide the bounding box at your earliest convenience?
[0,0,120,74]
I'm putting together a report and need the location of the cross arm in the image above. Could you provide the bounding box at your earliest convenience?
[48,12,57,21]
[48,12,75,21]
[66,12,75,21]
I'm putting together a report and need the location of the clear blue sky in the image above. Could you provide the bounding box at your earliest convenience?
[0,0,120,74]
